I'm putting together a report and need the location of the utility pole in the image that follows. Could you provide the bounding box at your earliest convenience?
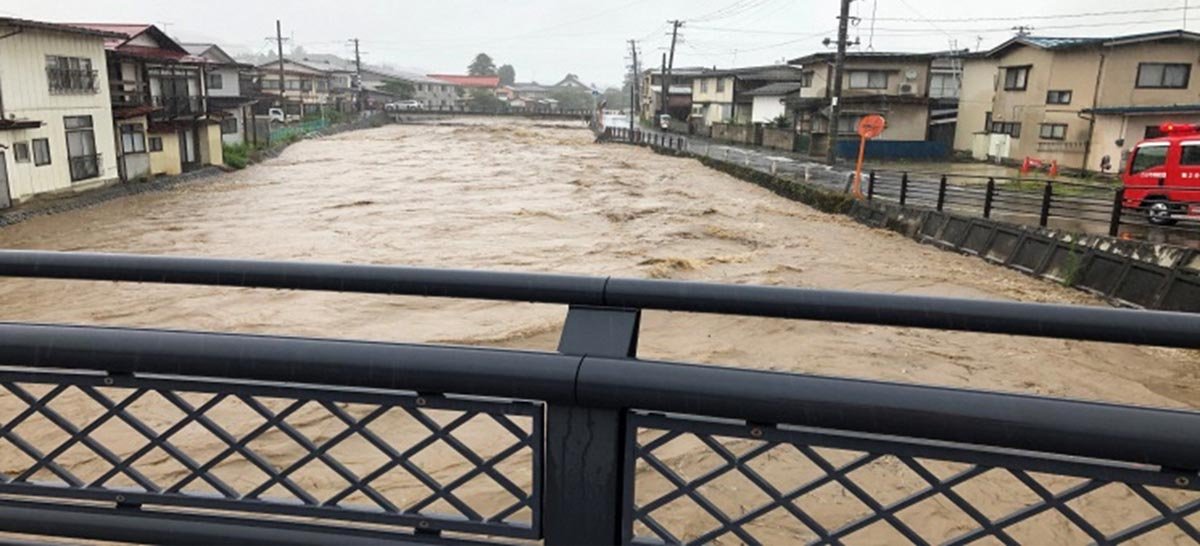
[628,39,639,132]
[352,38,364,112]
[659,52,667,119]
[661,19,683,118]
[826,0,852,165]
[275,20,286,109]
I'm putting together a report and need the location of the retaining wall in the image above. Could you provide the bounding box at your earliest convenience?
[761,127,795,152]
[710,123,759,146]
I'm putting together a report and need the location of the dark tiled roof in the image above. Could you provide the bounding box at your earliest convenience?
[742,82,805,96]
[985,30,1200,57]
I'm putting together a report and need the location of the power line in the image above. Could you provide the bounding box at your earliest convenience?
[873,5,1192,23]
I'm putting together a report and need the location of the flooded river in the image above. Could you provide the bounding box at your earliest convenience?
[0,118,1194,543]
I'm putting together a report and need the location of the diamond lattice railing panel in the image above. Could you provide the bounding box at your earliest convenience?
[624,412,1200,546]
[0,370,542,539]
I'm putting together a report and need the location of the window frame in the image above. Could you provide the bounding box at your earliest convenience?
[1129,143,1170,174]
[1181,142,1200,166]
[1136,62,1191,89]
[13,142,30,163]
[149,136,164,152]
[847,70,888,90]
[1039,123,1067,140]
[220,117,239,135]
[700,79,708,93]
[1046,90,1072,104]
[64,115,99,182]
[120,123,147,154]
[207,72,224,90]
[32,138,51,166]
[800,71,814,88]
[989,121,1022,138]
[1003,66,1031,91]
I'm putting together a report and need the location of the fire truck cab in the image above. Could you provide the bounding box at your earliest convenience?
[1122,122,1200,225]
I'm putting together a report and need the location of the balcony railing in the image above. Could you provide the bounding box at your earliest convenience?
[0,250,1192,545]
[46,68,99,95]
[67,154,101,182]
[152,96,205,119]
[109,80,148,107]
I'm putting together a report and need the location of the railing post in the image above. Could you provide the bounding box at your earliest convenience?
[937,175,948,211]
[984,177,995,219]
[545,305,641,546]
[899,172,909,206]
[867,171,876,201]
[1109,188,1124,237]
[1040,182,1053,227]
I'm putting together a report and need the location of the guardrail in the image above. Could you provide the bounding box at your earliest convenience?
[603,127,1200,242]
[0,250,1195,545]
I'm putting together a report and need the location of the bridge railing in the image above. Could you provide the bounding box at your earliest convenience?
[0,250,1195,545]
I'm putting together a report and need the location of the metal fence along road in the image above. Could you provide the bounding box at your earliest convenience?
[604,127,1200,244]
[0,250,1194,545]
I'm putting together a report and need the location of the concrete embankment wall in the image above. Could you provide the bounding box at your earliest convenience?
[648,146,1200,312]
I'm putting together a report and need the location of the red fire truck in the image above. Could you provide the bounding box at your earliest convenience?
[1122,122,1200,225]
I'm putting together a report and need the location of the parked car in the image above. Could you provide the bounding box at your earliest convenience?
[659,114,672,130]
[268,108,286,124]
[385,100,422,112]
[1122,122,1200,225]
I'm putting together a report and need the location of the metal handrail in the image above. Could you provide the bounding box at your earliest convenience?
[0,321,1196,471]
[0,250,1194,348]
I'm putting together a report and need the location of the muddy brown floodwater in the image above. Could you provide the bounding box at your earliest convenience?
[0,118,1195,544]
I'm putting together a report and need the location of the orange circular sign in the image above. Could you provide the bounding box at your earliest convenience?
[857,114,887,139]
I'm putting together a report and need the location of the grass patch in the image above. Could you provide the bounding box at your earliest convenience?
[222,143,252,169]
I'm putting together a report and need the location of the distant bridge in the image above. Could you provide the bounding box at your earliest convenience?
[388,107,593,122]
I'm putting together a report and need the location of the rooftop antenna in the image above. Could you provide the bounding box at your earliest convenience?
[1012,25,1034,37]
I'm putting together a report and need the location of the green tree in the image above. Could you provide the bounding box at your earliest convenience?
[602,87,628,110]
[498,64,516,86]
[379,80,415,99]
[468,53,497,76]
[548,87,595,111]
[467,88,504,112]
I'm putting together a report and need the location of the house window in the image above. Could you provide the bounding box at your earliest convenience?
[221,117,239,134]
[149,137,164,152]
[800,71,814,88]
[700,79,708,93]
[1039,123,1067,140]
[929,73,959,98]
[990,121,1022,138]
[1046,90,1072,104]
[1136,63,1190,89]
[45,55,96,94]
[64,115,99,181]
[716,78,725,93]
[32,139,51,166]
[1003,66,1030,91]
[848,71,888,89]
[120,123,147,153]
[208,73,223,90]
[13,142,29,163]
[1181,143,1200,166]
[837,114,865,134]
[984,111,993,132]
[1130,144,1169,174]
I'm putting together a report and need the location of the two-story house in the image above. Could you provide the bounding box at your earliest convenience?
[257,59,333,120]
[955,30,1200,173]
[70,23,222,179]
[784,51,962,156]
[640,67,705,122]
[183,43,258,147]
[690,65,805,129]
[0,18,120,207]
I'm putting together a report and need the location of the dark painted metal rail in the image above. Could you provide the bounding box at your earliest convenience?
[0,250,1195,348]
[0,250,1195,545]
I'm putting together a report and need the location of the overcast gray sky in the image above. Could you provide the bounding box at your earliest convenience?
[6,0,1195,88]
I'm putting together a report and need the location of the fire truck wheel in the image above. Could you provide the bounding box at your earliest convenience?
[1145,198,1179,226]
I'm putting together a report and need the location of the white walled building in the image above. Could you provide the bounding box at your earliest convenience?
[0,18,121,207]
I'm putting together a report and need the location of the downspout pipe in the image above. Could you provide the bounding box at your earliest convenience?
[1081,50,1107,173]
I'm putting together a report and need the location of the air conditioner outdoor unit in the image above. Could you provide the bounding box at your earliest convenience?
[898,83,917,96]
